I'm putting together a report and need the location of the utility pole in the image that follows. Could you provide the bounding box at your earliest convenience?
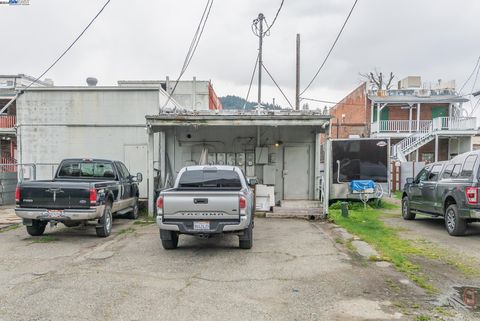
[257,13,264,110]
[295,33,300,110]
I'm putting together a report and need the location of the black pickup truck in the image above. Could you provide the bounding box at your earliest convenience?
[15,159,143,237]
[402,150,480,236]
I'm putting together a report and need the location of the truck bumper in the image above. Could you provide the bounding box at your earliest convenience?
[157,215,250,233]
[468,209,480,219]
[15,206,105,222]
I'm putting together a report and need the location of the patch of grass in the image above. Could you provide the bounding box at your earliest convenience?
[133,214,156,226]
[329,203,436,293]
[0,224,20,233]
[433,307,455,317]
[117,227,136,235]
[415,315,431,321]
[31,236,58,243]
[393,191,403,199]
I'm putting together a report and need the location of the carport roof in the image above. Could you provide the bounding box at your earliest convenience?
[146,111,331,129]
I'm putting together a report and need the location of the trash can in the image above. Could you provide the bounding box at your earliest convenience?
[341,202,349,217]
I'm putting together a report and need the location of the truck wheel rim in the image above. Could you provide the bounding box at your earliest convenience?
[402,199,408,217]
[106,209,112,233]
[446,209,455,231]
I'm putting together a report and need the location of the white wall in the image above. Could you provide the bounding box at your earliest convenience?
[17,88,161,197]
[448,136,473,158]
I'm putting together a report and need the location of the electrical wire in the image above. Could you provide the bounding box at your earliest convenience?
[262,0,284,36]
[25,0,112,90]
[262,63,294,109]
[458,55,480,95]
[300,0,359,96]
[243,53,259,110]
[301,97,364,106]
[162,0,214,109]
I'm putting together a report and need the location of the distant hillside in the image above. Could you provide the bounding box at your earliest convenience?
[219,95,282,110]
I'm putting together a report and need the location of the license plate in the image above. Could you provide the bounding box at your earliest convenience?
[193,221,210,231]
[46,210,65,218]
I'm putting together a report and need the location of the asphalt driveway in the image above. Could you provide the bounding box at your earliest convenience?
[0,217,448,321]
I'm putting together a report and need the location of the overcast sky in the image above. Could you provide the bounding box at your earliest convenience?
[1,0,480,110]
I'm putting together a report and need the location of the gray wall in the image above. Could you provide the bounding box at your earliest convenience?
[17,89,161,197]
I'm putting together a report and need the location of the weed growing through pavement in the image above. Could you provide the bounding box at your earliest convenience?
[31,236,58,243]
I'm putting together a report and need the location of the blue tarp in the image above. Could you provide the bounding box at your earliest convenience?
[351,180,375,192]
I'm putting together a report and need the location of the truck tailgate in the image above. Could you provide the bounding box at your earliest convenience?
[163,191,241,220]
[19,181,92,209]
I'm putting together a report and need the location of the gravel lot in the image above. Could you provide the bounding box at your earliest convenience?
[0,217,450,321]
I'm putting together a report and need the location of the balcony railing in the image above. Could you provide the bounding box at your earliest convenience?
[374,120,431,133]
[372,117,477,134]
[0,115,16,128]
[432,117,477,131]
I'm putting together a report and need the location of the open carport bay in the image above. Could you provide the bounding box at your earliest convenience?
[0,217,439,321]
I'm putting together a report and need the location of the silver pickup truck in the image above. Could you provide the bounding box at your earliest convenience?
[156,166,256,250]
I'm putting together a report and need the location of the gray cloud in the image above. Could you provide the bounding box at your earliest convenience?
[0,0,479,109]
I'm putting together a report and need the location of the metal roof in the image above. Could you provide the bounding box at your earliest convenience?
[368,94,469,104]
[146,111,331,128]
[21,86,160,92]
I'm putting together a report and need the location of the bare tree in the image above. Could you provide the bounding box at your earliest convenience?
[360,69,395,90]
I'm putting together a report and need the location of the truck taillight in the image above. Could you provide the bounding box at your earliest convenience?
[466,187,478,204]
[239,196,246,209]
[156,196,164,211]
[89,188,97,205]
[15,186,20,203]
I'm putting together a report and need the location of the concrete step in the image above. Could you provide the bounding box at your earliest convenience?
[279,200,322,208]
[268,207,324,219]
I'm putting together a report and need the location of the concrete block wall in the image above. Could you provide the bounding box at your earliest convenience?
[0,172,17,205]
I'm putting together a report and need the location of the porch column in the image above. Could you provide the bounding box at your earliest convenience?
[417,103,421,131]
[435,134,439,162]
[147,127,155,217]
[370,101,374,130]
[314,132,321,201]
[408,105,413,133]
[377,103,380,128]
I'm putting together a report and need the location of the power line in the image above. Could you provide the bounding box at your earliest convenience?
[301,97,364,106]
[262,63,294,109]
[262,0,284,36]
[300,0,359,96]
[162,0,214,109]
[458,55,480,95]
[243,53,259,109]
[25,0,112,90]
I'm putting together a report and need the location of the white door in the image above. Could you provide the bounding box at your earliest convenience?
[124,145,147,198]
[284,146,309,199]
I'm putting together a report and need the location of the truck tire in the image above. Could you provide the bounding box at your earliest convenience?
[26,220,47,236]
[126,198,139,220]
[239,223,253,249]
[96,203,113,238]
[401,196,415,220]
[445,204,467,236]
[160,229,178,250]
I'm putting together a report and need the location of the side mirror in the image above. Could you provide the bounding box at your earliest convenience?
[247,178,258,186]
[406,177,414,184]
[135,173,143,183]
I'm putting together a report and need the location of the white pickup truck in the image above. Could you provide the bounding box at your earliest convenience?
[156,166,256,250]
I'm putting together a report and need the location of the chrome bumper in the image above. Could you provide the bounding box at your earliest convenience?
[157,215,250,233]
[15,206,105,221]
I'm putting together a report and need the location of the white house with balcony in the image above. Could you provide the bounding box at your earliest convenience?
[368,77,477,162]
[330,76,477,164]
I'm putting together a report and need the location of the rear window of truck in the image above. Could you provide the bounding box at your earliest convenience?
[460,155,478,178]
[57,161,116,179]
[178,170,242,190]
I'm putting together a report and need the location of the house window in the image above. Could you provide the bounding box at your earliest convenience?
[421,152,434,163]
